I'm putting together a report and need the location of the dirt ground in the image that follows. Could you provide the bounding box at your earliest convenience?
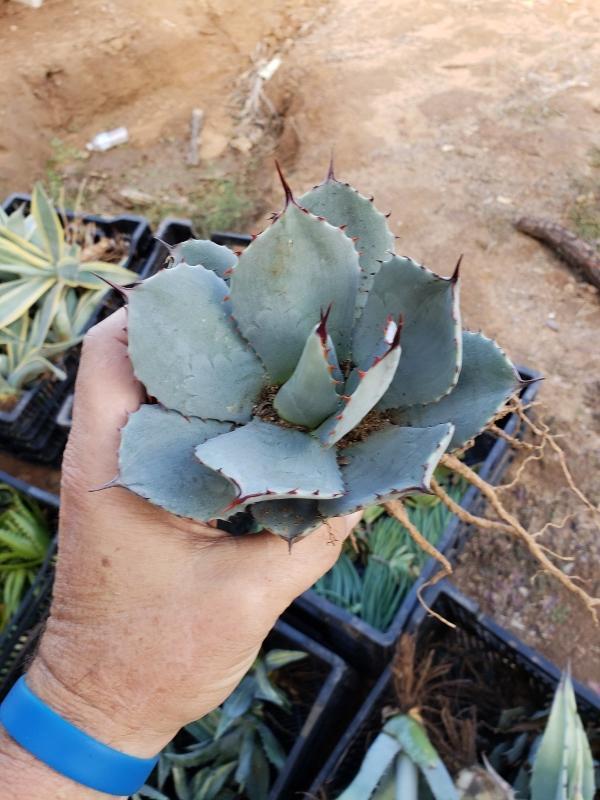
[1,0,599,689]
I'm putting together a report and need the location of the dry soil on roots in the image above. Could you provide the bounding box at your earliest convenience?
[1,0,599,687]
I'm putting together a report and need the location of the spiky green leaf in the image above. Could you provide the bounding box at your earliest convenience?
[251,498,323,542]
[353,255,461,409]
[390,332,519,450]
[230,202,360,382]
[315,329,401,447]
[173,238,238,279]
[299,173,395,312]
[194,420,344,511]
[273,314,342,429]
[319,423,454,516]
[118,405,236,521]
[128,263,265,423]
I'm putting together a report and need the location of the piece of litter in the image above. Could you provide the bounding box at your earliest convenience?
[257,56,282,82]
[440,143,454,152]
[187,108,205,166]
[86,127,129,152]
[12,0,44,7]
[496,195,513,205]
[545,319,560,331]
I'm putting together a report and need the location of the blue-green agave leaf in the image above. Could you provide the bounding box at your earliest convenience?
[172,238,238,280]
[353,255,461,408]
[336,730,401,800]
[118,405,237,520]
[315,323,402,447]
[384,716,458,800]
[128,263,265,423]
[251,498,323,542]
[299,168,395,312]
[273,307,342,428]
[531,671,595,800]
[391,331,520,450]
[194,419,344,511]
[319,422,454,516]
[230,197,360,382]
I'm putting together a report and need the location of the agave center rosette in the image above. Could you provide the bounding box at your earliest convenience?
[116,164,520,543]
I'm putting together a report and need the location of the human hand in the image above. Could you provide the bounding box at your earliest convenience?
[0,308,360,798]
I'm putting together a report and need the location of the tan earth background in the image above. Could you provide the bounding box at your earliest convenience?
[0,0,599,689]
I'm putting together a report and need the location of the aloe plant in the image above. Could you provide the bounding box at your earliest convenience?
[132,649,307,800]
[0,484,52,630]
[314,469,469,630]
[115,162,520,542]
[0,184,137,331]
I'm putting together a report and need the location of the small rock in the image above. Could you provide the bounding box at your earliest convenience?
[440,143,454,152]
[230,136,253,154]
[545,319,560,331]
[117,187,155,208]
[496,195,513,205]
[510,617,526,632]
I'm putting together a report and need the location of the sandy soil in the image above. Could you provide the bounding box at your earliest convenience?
[1,0,599,687]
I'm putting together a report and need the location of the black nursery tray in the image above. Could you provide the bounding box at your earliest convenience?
[0,470,59,701]
[309,581,600,799]
[0,193,154,463]
[148,620,357,800]
[286,373,541,676]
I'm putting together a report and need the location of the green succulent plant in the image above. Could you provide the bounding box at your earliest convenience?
[0,183,137,332]
[115,163,520,542]
[0,310,81,404]
[337,711,459,800]
[0,484,52,630]
[133,648,307,800]
[314,469,469,630]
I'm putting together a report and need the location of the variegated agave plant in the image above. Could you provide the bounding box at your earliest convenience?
[116,164,520,543]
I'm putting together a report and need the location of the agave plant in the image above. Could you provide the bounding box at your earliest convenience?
[0,483,52,630]
[0,307,82,402]
[337,711,459,800]
[133,649,307,800]
[114,163,520,542]
[0,184,137,331]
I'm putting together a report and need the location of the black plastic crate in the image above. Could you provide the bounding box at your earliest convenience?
[143,216,252,279]
[145,620,357,800]
[0,193,154,462]
[267,621,357,799]
[285,372,541,676]
[0,470,59,701]
[309,581,600,798]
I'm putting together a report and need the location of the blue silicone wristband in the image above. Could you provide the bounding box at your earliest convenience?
[0,676,159,796]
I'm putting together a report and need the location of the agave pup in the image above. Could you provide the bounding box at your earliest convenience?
[115,163,520,543]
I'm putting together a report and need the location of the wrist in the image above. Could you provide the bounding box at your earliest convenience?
[26,638,176,760]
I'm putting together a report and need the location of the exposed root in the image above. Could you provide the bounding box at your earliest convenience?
[513,403,599,514]
[488,423,539,451]
[441,453,600,622]
[385,499,456,628]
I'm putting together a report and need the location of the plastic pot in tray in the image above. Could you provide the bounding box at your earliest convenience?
[285,371,541,676]
[143,216,252,279]
[0,194,154,462]
[309,581,600,798]
[0,470,59,701]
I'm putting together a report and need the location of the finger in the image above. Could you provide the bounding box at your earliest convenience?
[244,511,363,598]
[67,308,143,484]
